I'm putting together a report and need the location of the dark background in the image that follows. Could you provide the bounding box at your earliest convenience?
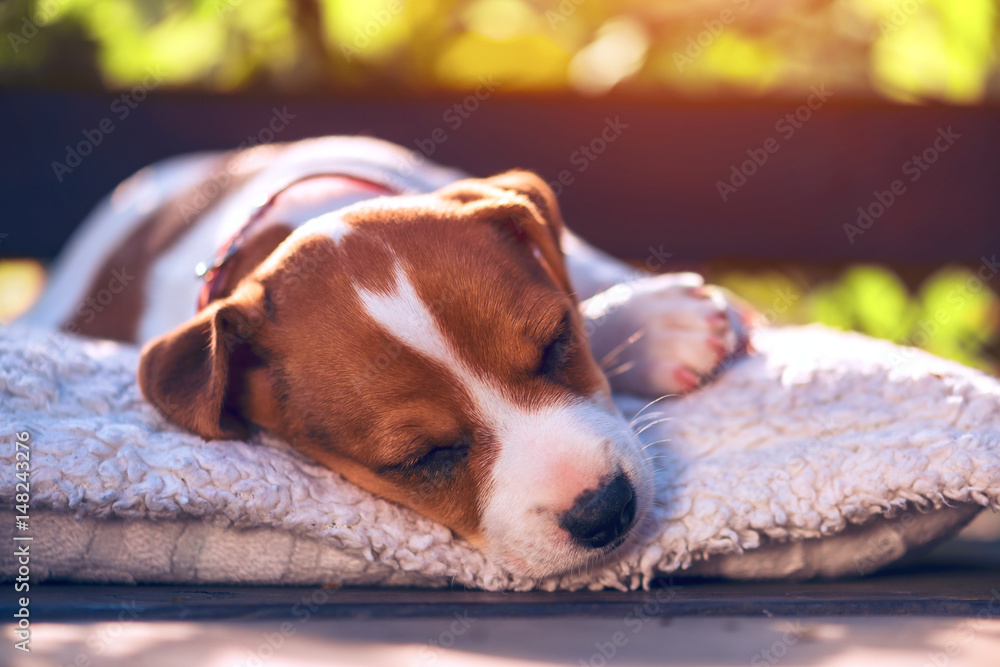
[3,90,997,265]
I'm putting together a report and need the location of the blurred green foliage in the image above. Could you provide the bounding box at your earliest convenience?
[718,265,1000,372]
[1,0,998,102]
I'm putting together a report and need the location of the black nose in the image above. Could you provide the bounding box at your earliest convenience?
[559,473,637,549]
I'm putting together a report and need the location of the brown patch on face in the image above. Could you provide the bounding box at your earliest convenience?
[140,168,612,541]
[402,171,608,402]
[234,178,609,538]
[64,144,287,342]
[230,241,476,535]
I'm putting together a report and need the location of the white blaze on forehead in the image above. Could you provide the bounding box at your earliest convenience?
[355,262,455,368]
[355,263,637,495]
[355,262,650,576]
[354,263,592,445]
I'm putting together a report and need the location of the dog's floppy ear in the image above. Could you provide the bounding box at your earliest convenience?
[480,169,567,239]
[439,170,573,295]
[138,284,271,440]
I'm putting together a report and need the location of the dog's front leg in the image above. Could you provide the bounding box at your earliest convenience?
[562,231,750,397]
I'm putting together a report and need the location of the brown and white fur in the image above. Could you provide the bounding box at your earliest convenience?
[24,136,748,578]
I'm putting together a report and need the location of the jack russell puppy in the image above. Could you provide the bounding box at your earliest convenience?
[25,137,750,578]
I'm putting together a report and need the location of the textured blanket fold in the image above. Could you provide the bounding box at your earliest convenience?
[1,323,997,590]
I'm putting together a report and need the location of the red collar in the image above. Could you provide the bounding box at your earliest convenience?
[196,173,398,312]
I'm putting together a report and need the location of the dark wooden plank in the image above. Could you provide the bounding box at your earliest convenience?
[10,566,1000,622]
[2,91,997,264]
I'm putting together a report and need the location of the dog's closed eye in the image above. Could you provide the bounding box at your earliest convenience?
[413,440,470,477]
[384,434,471,480]
[537,311,574,379]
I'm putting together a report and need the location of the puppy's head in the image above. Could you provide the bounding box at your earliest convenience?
[139,170,653,578]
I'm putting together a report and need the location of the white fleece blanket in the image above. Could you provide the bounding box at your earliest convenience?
[1,323,998,590]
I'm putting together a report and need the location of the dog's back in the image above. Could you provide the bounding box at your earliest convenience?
[24,137,464,344]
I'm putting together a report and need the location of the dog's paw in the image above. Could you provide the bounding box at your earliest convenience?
[581,273,753,397]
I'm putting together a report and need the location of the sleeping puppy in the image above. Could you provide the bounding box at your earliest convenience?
[24,137,749,578]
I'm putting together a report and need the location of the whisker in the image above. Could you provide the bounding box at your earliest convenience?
[599,328,645,370]
[639,428,672,439]
[631,394,675,421]
[631,417,667,434]
[634,417,672,436]
[630,410,667,428]
[640,438,671,451]
[603,359,637,379]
